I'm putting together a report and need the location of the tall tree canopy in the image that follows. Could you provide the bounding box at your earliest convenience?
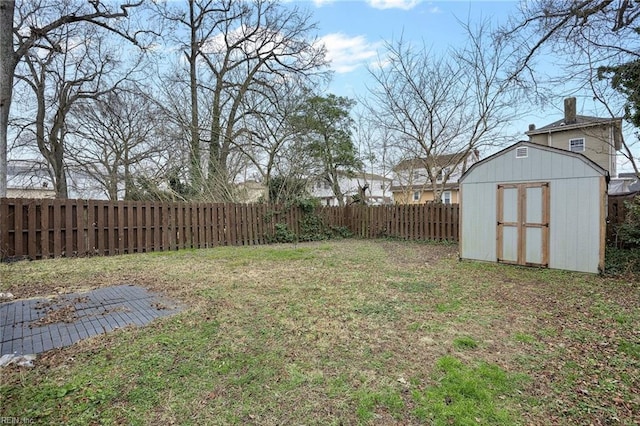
[292,94,362,207]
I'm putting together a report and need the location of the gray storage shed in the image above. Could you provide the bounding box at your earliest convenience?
[459,141,608,273]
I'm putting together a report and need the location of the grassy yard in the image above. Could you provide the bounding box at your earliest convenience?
[1,239,638,425]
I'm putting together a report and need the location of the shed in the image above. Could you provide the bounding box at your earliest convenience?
[459,141,608,273]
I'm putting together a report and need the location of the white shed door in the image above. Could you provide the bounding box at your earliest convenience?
[497,183,549,267]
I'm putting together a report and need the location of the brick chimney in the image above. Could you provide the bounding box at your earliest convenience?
[564,97,577,124]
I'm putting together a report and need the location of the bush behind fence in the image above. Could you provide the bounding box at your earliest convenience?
[0,198,459,261]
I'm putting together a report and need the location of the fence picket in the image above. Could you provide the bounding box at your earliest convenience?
[41,199,51,258]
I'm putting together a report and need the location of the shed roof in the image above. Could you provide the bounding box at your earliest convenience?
[459,141,609,184]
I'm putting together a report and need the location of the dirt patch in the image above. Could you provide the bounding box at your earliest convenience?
[378,240,458,266]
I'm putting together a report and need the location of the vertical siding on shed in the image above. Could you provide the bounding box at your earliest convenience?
[548,176,602,273]
[460,182,496,262]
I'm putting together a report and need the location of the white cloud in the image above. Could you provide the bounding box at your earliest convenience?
[312,0,335,6]
[427,5,442,14]
[366,0,420,10]
[320,33,381,74]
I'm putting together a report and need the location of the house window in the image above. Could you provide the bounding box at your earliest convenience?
[437,167,450,181]
[413,191,420,202]
[516,147,528,158]
[570,138,585,152]
[441,191,452,204]
[413,172,420,180]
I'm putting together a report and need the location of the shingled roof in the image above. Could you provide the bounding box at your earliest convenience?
[393,152,473,172]
[526,115,622,134]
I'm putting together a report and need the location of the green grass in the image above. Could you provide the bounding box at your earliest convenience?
[513,332,536,344]
[1,240,639,425]
[453,336,479,350]
[412,356,526,425]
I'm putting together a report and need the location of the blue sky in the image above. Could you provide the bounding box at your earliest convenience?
[290,0,538,140]
[307,1,517,94]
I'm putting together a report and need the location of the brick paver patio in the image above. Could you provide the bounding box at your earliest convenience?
[0,285,182,355]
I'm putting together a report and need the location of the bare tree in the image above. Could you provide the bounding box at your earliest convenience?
[233,77,316,201]
[501,0,640,81]
[197,0,327,201]
[152,0,327,201]
[365,24,519,200]
[153,0,236,191]
[1,0,148,197]
[13,23,142,198]
[66,85,170,200]
[352,112,394,204]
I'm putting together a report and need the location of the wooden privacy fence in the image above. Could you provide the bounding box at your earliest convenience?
[346,203,459,241]
[607,192,639,244]
[0,198,459,260]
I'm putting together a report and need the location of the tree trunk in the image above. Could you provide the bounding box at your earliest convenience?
[208,85,231,201]
[0,1,16,197]
[124,149,132,200]
[50,133,68,198]
[188,0,201,191]
[329,170,344,207]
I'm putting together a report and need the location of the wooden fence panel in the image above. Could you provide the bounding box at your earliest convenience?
[607,192,639,243]
[13,199,23,257]
[0,198,461,260]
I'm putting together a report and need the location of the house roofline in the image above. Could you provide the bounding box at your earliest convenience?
[393,150,478,172]
[525,116,622,136]
[390,183,459,192]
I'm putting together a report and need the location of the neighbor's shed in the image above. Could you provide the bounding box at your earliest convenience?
[459,141,608,273]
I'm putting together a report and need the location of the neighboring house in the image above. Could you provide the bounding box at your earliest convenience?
[6,159,55,198]
[310,171,393,206]
[7,159,118,200]
[236,180,267,203]
[66,170,114,200]
[391,150,480,204]
[525,97,623,177]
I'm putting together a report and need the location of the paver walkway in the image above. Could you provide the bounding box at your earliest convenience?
[0,285,182,356]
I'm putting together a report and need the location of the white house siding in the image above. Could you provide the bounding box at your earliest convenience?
[310,174,392,206]
[460,142,607,274]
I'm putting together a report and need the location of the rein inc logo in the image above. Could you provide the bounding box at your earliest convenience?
[0,418,34,424]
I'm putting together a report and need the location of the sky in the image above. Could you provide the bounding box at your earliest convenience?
[306,1,515,94]
[290,0,535,136]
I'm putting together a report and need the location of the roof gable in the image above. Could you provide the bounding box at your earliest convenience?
[459,141,608,184]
